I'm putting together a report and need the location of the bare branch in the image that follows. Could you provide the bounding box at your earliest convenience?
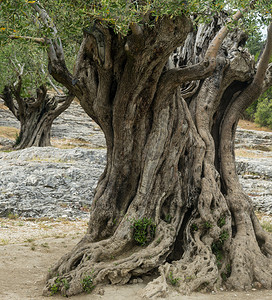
[9,35,45,44]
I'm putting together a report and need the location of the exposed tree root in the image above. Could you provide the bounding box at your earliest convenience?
[43,221,179,296]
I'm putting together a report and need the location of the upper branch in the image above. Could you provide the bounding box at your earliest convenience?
[159,3,257,94]
[254,23,272,87]
[30,2,80,94]
[224,22,272,120]
[238,22,272,110]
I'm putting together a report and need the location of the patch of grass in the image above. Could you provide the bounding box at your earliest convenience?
[8,213,18,220]
[0,239,9,245]
[41,242,49,248]
[238,120,272,132]
[261,221,272,233]
[131,217,156,246]
[0,126,19,139]
[221,264,232,281]
[25,238,36,243]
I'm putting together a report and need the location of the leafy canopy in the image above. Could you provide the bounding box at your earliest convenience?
[0,0,271,95]
[1,0,271,38]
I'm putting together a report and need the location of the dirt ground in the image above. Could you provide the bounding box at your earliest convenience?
[0,218,272,300]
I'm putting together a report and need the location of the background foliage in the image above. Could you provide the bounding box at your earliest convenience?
[245,27,272,128]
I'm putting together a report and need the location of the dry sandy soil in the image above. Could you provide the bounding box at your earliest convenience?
[0,217,272,300]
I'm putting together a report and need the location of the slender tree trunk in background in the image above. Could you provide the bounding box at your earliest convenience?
[2,85,73,149]
[42,14,272,297]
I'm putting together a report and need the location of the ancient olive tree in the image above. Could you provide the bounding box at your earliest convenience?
[5,0,272,297]
[1,73,73,149]
[0,30,74,149]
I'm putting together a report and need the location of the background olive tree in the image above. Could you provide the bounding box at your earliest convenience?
[0,5,79,149]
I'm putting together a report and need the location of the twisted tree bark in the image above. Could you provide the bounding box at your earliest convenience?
[38,9,272,298]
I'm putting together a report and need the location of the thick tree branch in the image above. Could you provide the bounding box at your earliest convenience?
[28,85,47,109]
[254,23,272,87]
[233,22,272,114]
[2,86,18,119]
[220,22,272,191]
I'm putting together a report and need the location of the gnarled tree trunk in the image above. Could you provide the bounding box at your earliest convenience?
[41,13,272,298]
[2,85,73,149]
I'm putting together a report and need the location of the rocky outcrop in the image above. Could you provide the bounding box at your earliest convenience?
[0,147,106,219]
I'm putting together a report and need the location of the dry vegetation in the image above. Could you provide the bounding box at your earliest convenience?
[238,120,272,132]
[0,126,19,140]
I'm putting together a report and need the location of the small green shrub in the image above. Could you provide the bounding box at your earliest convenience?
[131,217,156,246]
[221,264,231,281]
[261,221,272,233]
[50,277,61,295]
[50,283,59,295]
[204,221,213,229]
[217,217,226,228]
[164,214,172,223]
[15,132,21,145]
[211,230,230,268]
[49,277,70,295]
[168,271,180,286]
[219,230,229,243]
[81,274,95,293]
[61,278,70,291]
[191,223,198,231]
